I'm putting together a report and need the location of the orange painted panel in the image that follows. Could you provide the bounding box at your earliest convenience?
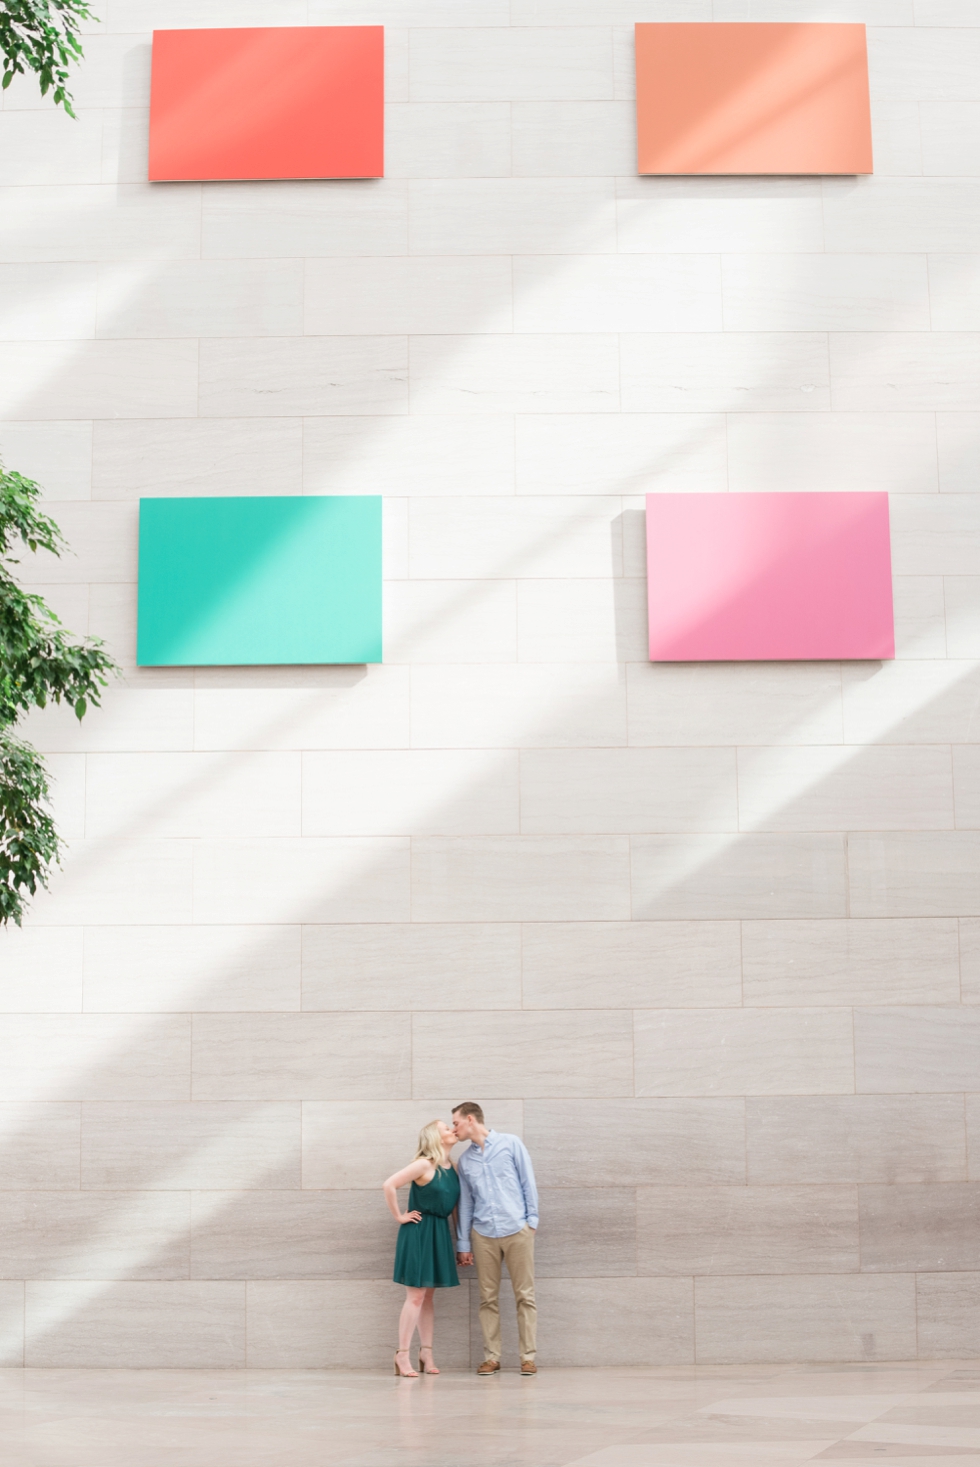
[149,27,383,181]
[635,23,872,175]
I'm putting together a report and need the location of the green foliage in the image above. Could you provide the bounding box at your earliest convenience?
[0,462,119,924]
[0,0,96,117]
[0,732,58,926]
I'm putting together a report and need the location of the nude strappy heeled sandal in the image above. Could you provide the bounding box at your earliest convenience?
[394,1348,418,1377]
[418,1345,439,1374]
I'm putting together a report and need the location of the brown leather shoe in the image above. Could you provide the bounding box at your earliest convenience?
[477,1359,500,1375]
[521,1360,537,1375]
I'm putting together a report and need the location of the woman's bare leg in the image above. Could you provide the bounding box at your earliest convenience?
[418,1289,439,1372]
[397,1287,426,1371]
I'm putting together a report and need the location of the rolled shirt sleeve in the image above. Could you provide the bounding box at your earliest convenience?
[457,1163,475,1251]
[513,1138,539,1230]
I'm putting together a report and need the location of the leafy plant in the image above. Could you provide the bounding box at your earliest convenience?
[0,463,119,924]
[0,0,97,117]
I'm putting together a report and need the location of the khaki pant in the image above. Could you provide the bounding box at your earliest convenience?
[471,1225,536,1363]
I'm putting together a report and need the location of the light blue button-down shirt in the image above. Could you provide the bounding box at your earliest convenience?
[456,1131,539,1250]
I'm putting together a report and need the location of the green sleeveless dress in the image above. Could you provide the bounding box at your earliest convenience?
[393,1165,460,1289]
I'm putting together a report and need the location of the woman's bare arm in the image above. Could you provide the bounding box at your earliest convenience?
[383,1158,430,1225]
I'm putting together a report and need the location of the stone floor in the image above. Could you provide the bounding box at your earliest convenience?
[0,1361,978,1466]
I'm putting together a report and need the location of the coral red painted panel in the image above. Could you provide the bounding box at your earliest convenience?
[636,23,872,175]
[646,493,894,662]
[149,26,383,181]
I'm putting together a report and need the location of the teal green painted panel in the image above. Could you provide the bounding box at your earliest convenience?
[137,496,382,666]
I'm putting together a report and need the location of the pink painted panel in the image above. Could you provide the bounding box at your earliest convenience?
[646,492,894,662]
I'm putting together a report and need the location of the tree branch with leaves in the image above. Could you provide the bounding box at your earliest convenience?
[1,0,97,117]
[0,464,119,925]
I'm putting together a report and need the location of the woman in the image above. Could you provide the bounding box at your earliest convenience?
[383,1119,460,1377]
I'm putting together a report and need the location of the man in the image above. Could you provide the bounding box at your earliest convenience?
[452,1101,539,1376]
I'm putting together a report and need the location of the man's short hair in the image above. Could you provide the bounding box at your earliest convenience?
[452,1101,484,1125]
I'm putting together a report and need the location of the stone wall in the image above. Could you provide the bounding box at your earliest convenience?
[0,0,978,1367]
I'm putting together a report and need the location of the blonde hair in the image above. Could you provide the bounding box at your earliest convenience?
[415,1120,448,1172]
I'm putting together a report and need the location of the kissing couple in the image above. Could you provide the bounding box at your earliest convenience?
[382,1102,539,1377]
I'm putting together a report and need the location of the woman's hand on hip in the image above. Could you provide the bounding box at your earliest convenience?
[399,1210,422,1225]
